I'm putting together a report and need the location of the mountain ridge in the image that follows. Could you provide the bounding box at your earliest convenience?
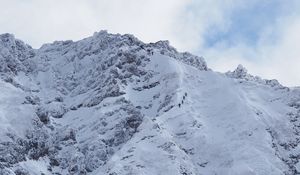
[0,31,300,175]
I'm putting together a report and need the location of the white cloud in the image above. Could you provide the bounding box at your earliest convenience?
[203,8,300,86]
[259,16,300,86]
[0,0,299,86]
[0,0,188,48]
[0,0,240,50]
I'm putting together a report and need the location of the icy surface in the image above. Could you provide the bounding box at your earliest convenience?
[0,31,300,175]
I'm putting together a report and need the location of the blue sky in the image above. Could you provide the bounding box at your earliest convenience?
[0,0,299,86]
[183,0,300,86]
[203,1,282,48]
[184,0,290,50]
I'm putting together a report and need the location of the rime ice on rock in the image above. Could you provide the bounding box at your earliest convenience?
[230,64,248,78]
[226,64,285,89]
[0,31,299,175]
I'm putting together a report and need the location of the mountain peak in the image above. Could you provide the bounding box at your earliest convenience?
[1,31,298,175]
[0,33,15,42]
[232,64,248,78]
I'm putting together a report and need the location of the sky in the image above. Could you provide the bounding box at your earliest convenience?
[0,0,299,86]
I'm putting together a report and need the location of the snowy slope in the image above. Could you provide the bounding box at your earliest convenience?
[0,31,300,175]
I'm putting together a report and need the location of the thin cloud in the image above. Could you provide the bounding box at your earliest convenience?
[0,0,188,48]
[200,1,300,86]
[0,0,299,86]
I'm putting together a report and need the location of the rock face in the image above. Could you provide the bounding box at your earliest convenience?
[227,64,248,78]
[0,31,300,175]
[0,34,35,75]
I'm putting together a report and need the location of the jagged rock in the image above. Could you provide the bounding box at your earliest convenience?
[0,168,14,175]
[227,64,286,89]
[0,30,298,175]
[24,95,40,105]
[26,127,50,160]
[36,107,50,124]
[81,140,110,172]
[227,64,248,79]
[14,167,30,175]
[0,140,27,167]
[0,33,35,75]
[58,128,76,142]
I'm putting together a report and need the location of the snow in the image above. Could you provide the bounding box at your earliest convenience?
[0,81,36,141]
[18,158,51,175]
[98,63,291,174]
[1,31,300,175]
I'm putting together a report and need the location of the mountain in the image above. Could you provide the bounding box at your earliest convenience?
[0,31,300,175]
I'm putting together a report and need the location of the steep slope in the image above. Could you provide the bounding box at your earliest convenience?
[93,60,299,175]
[0,31,300,175]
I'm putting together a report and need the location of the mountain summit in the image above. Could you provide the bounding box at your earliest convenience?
[1,31,300,175]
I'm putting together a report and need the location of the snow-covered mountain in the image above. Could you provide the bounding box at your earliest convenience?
[0,31,300,175]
